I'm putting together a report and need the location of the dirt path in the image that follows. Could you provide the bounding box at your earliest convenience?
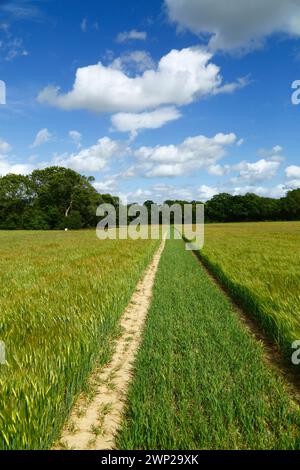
[58,236,166,450]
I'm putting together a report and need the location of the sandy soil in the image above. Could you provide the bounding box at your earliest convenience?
[58,236,166,450]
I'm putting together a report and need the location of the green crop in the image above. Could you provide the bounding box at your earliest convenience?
[118,236,300,450]
[200,222,300,358]
[0,230,159,449]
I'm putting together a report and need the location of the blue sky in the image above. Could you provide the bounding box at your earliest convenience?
[1,0,300,203]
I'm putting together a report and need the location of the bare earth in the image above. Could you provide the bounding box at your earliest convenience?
[58,236,166,450]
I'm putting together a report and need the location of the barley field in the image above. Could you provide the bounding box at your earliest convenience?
[0,231,159,449]
[0,223,299,450]
[118,236,300,450]
[200,222,300,357]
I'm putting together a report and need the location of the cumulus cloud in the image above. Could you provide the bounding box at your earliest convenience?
[0,138,12,154]
[69,130,82,147]
[285,165,300,179]
[52,137,128,173]
[285,179,300,190]
[197,184,219,201]
[116,29,147,43]
[111,106,181,138]
[0,159,33,176]
[0,137,32,176]
[110,50,155,73]
[93,177,118,193]
[230,159,281,184]
[150,183,194,201]
[196,183,287,201]
[38,47,246,113]
[118,188,153,204]
[132,132,237,178]
[31,128,53,148]
[228,184,287,199]
[257,145,285,162]
[165,0,300,52]
[284,165,300,189]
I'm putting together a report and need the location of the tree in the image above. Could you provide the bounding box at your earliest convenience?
[30,167,102,229]
[281,189,300,220]
[0,174,36,229]
[205,193,234,223]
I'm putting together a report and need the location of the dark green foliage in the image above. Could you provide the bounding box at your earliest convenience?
[281,189,300,220]
[0,166,299,229]
[166,190,300,223]
[204,192,283,222]
[0,167,119,230]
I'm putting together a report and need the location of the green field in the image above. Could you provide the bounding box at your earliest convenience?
[200,222,300,357]
[0,231,159,449]
[117,236,300,449]
[0,222,299,450]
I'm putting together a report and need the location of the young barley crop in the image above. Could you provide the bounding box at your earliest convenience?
[118,236,300,450]
[200,222,300,360]
[0,230,159,449]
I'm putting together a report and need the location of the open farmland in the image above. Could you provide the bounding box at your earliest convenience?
[0,231,159,450]
[200,222,300,358]
[1,223,300,451]
[117,236,300,450]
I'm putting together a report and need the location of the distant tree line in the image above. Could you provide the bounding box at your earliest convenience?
[160,190,300,223]
[0,166,300,230]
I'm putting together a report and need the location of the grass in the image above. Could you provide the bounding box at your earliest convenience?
[0,230,159,450]
[200,222,300,359]
[117,236,300,450]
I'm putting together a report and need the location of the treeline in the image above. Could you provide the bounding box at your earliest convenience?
[0,166,300,230]
[162,190,300,223]
[0,167,119,230]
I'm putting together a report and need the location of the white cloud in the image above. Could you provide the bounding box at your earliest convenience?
[69,130,82,147]
[133,132,237,178]
[197,185,218,201]
[284,165,300,190]
[285,179,300,190]
[110,50,155,73]
[285,165,300,179]
[165,0,300,52]
[52,137,127,173]
[151,183,194,201]
[207,163,229,176]
[38,47,245,113]
[0,140,33,176]
[31,128,53,148]
[111,106,181,138]
[116,30,147,43]
[257,145,285,162]
[230,159,281,184]
[0,159,33,176]
[93,177,118,193]
[231,184,287,198]
[0,138,12,154]
[195,183,287,201]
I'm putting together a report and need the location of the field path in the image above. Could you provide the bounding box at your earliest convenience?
[59,235,166,450]
[117,237,300,450]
